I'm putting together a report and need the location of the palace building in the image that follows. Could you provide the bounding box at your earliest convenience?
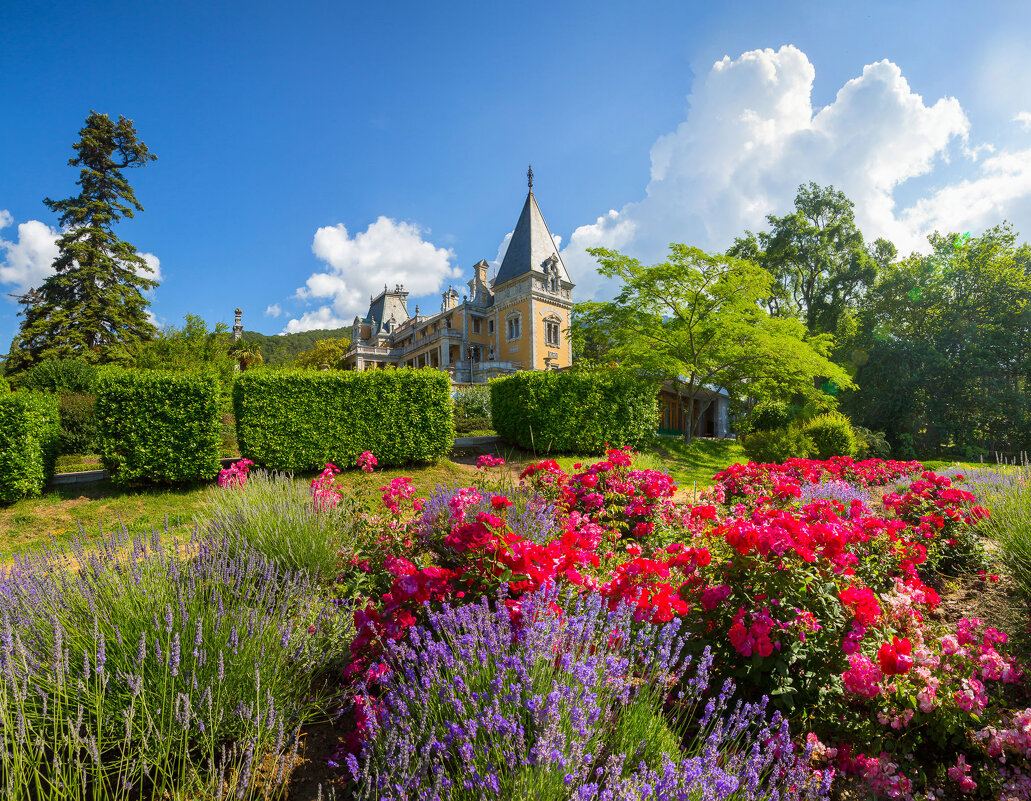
[340,169,575,383]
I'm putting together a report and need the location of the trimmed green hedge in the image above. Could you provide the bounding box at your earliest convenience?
[0,393,61,505]
[233,369,454,471]
[96,371,222,484]
[489,370,657,454]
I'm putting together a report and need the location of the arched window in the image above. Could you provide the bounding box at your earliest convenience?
[506,312,521,341]
[544,314,561,347]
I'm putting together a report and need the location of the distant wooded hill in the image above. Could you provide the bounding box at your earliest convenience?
[240,327,350,366]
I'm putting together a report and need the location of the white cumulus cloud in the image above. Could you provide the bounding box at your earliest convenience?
[0,211,163,298]
[283,306,349,334]
[265,303,282,318]
[1015,111,1031,130]
[561,46,1031,299]
[138,252,162,282]
[286,216,461,333]
[0,212,60,296]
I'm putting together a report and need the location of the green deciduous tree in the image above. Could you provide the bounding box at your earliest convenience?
[729,183,878,335]
[130,314,234,376]
[571,244,853,441]
[844,224,1031,454]
[295,337,351,369]
[7,112,158,373]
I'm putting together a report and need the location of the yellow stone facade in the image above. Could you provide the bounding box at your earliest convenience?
[340,180,574,383]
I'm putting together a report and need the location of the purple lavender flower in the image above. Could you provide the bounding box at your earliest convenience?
[351,588,826,801]
[799,479,871,510]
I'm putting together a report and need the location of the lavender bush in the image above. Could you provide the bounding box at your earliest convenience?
[966,463,1031,598]
[0,526,348,800]
[348,589,829,801]
[798,479,871,509]
[939,465,1019,504]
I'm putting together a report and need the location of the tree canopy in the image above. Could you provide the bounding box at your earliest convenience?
[842,224,1031,455]
[7,112,158,373]
[728,182,878,336]
[294,337,352,369]
[571,244,853,440]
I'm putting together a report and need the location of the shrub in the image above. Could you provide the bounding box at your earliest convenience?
[489,370,656,454]
[741,425,815,464]
[57,392,100,454]
[748,399,793,432]
[233,368,454,471]
[453,384,492,421]
[96,370,222,484]
[19,356,98,393]
[0,393,61,505]
[0,375,9,395]
[804,412,859,460]
[455,415,492,434]
[853,426,890,460]
[204,469,358,581]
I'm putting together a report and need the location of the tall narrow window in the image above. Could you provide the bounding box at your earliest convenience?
[472,317,481,333]
[545,319,561,346]
[506,315,521,340]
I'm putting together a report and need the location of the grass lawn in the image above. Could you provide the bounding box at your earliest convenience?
[55,453,105,473]
[489,435,746,495]
[0,458,474,559]
[642,436,746,487]
[920,458,1000,472]
[4,439,751,560]
[17,442,996,562]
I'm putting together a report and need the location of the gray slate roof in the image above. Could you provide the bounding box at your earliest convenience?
[494,190,570,287]
[366,290,410,333]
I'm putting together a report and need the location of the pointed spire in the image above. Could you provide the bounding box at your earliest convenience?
[494,171,571,288]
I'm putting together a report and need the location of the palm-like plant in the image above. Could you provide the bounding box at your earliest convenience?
[228,340,264,371]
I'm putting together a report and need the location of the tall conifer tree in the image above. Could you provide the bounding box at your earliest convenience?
[8,111,158,371]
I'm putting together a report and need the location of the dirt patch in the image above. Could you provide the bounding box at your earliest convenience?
[286,719,351,800]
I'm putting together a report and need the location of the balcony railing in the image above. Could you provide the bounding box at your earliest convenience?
[351,345,398,356]
[402,327,463,355]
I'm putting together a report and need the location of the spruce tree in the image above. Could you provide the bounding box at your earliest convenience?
[8,111,158,371]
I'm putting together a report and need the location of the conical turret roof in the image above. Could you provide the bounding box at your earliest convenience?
[494,187,570,288]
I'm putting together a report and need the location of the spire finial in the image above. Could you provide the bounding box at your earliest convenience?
[527,164,533,192]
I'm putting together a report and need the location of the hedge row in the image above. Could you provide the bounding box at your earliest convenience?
[233,369,454,471]
[96,371,222,485]
[0,393,61,505]
[489,370,657,454]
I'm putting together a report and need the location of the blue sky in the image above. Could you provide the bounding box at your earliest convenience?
[4,0,1031,349]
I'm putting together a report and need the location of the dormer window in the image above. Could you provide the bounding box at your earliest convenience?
[543,253,560,292]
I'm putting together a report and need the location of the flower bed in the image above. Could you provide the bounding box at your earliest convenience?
[320,451,1029,800]
[3,449,1026,800]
